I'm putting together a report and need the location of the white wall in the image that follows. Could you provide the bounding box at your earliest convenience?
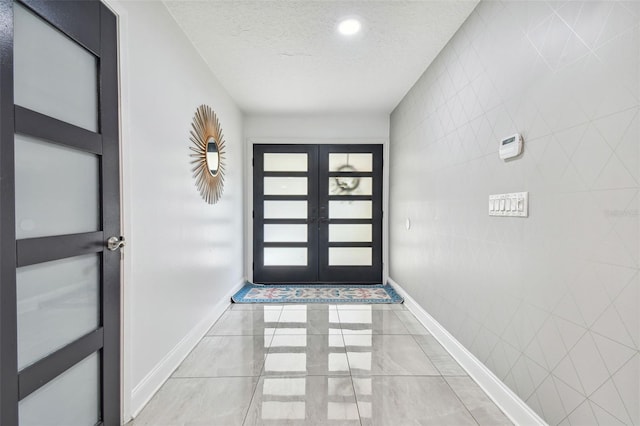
[106,1,245,420]
[390,1,639,425]
[244,113,390,282]
[245,113,389,140]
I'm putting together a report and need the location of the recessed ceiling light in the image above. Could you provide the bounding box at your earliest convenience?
[338,18,361,36]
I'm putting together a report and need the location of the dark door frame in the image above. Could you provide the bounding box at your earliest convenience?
[252,143,384,284]
[0,1,121,424]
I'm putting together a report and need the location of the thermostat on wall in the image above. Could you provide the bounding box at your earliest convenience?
[499,133,523,160]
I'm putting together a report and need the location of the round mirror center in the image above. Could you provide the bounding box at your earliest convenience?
[206,137,220,176]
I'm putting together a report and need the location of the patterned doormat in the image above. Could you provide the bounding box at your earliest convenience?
[232,283,403,304]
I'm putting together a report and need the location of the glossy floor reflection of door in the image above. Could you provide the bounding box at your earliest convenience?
[0,1,121,425]
[253,144,383,284]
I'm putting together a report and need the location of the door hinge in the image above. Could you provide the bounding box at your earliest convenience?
[252,157,254,167]
[252,262,255,270]
[252,210,255,219]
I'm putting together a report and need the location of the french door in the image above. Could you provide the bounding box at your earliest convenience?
[253,144,383,284]
[0,1,121,425]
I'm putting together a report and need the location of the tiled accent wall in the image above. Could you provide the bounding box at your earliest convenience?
[389,1,639,425]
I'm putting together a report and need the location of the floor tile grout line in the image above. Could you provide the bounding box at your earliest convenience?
[263,306,283,361]
[336,308,366,425]
[259,373,355,377]
[240,374,262,426]
[411,333,446,375]
[337,316,365,426]
[409,334,513,424]
[441,376,484,426]
[171,375,264,379]
[349,373,468,377]
[169,305,235,379]
[410,333,469,377]
[394,309,434,335]
[240,307,283,426]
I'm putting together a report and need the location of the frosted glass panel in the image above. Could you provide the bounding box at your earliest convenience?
[329,177,372,196]
[264,201,307,219]
[14,3,98,131]
[19,352,99,426]
[329,201,372,219]
[17,254,99,369]
[15,134,99,239]
[264,153,308,172]
[329,224,372,242]
[264,248,307,266]
[264,224,307,242]
[264,177,307,195]
[329,248,372,266]
[329,153,372,172]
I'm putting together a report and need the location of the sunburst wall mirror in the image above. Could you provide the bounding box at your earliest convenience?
[189,104,226,204]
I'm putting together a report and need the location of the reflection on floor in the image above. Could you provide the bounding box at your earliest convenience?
[131,304,513,425]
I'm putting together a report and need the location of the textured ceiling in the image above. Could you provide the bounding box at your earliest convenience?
[163,1,479,114]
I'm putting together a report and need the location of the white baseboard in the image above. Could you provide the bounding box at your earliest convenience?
[388,278,547,426]
[129,278,246,418]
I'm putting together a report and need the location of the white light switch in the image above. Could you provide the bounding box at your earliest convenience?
[489,192,528,217]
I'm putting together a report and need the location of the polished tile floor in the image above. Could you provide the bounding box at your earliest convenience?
[131,304,513,425]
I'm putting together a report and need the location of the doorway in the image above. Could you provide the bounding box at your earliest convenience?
[253,144,383,284]
[0,1,121,424]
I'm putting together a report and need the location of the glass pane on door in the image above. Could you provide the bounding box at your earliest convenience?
[329,201,372,219]
[329,153,372,172]
[329,248,372,266]
[18,352,100,426]
[264,177,308,196]
[264,224,307,243]
[264,201,307,219]
[264,248,307,266]
[13,3,98,132]
[15,134,100,239]
[16,254,99,369]
[329,224,372,243]
[329,177,372,196]
[264,153,308,172]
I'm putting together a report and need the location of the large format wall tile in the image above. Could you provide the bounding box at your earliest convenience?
[389,1,639,424]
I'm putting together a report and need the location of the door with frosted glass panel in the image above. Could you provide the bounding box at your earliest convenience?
[318,144,382,283]
[0,1,120,425]
[253,144,382,284]
[253,145,319,282]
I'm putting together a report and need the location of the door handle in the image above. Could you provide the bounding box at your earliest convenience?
[318,218,329,224]
[107,236,126,251]
[308,218,316,224]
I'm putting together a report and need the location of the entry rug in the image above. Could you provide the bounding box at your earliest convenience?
[232,283,403,304]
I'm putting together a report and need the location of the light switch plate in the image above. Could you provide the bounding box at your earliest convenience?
[489,192,528,217]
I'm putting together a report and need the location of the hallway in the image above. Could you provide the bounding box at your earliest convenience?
[131,303,512,425]
[1,0,636,423]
